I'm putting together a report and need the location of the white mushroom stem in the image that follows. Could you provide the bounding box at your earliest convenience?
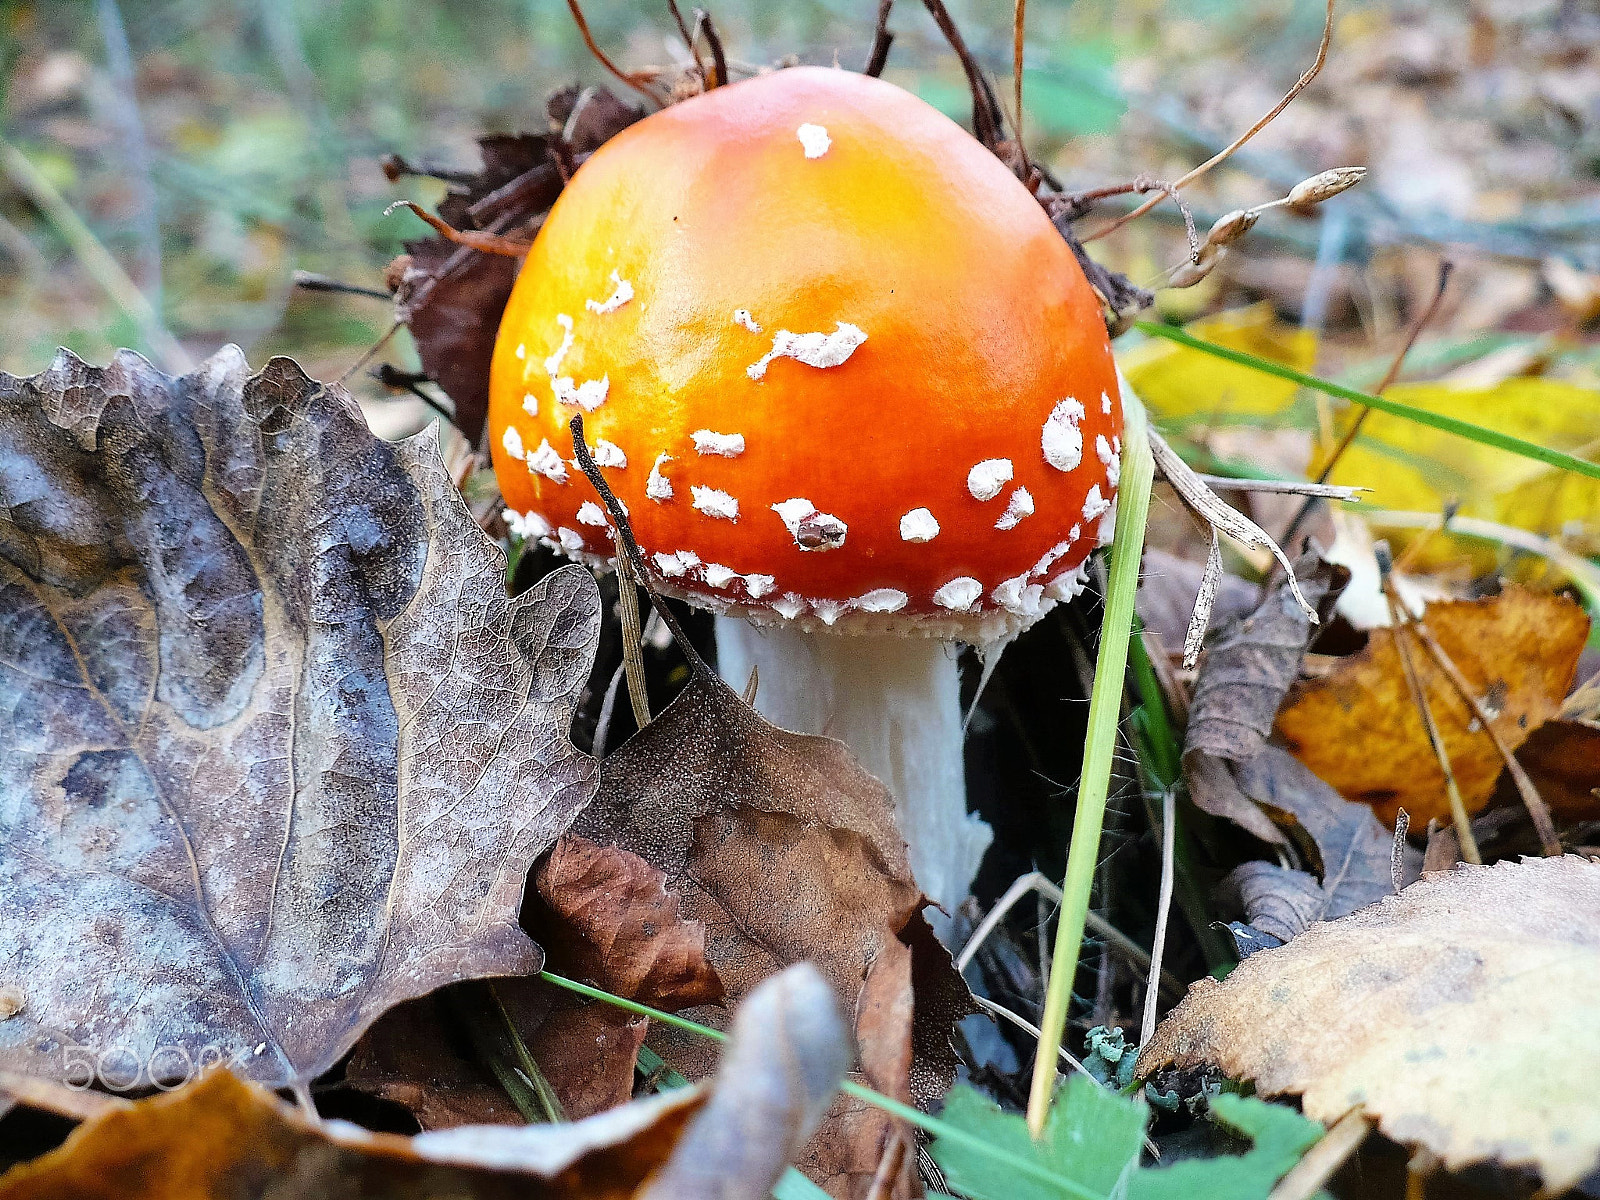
[715,616,992,932]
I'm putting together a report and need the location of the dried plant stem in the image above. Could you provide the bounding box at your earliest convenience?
[1278,261,1454,552]
[1381,583,1482,865]
[337,319,401,386]
[863,0,895,75]
[384,200,531,257]
[1198,475,1364,499]
[1405,620,1561,856]
[1011,0,1030,176]
[0,136,191,373]
[956,870,1182,996]
[612,550,652,729]
[1026,398,1155,1138]
[1268,1106,1372,1200]
[292,270,391,300]
[565,0,663,105]
[691,9,728,89]
[1084,0,1335,244]
[1138,788,1176,1047]
[970,995,1094,1081]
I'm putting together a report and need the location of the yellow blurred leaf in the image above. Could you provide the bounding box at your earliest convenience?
[1121,304,1318,423]
[1324,378,1600,557]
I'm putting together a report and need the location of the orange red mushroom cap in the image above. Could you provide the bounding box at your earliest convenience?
[488,66,1121,640]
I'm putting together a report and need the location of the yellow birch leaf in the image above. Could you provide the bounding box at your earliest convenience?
[1324,377,1600,556]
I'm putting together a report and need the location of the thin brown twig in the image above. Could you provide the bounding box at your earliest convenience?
[1405,619,1562,856]
[1274,259,1454,559]
[665,0,695,55]
[863,0,895,76]
[665,0,704,79]
[919,0,1005,149]
[692,9,728,89]
[1083,0,1336,244]
[570,416,712,678]
[338,319,401,386]
[384,200,532,257]
[565,0,664,106]
[292,270,391,300]
[1011,0,1031,177]
[1313,261,1455,483]
[1381,575,1482,865]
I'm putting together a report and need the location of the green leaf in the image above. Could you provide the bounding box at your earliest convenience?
[929,1080,1323,1200]
[1127,1095,1324,1200]
[931,1078,1145,1200]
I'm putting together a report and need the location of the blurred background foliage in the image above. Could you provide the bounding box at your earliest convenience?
[1,0,1597,421]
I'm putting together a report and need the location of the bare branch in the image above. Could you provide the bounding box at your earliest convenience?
[1084,0,1336,244]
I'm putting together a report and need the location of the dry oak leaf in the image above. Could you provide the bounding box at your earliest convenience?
[0,348,601,1091]
[0,963,847,1200]
[1138,856,1600,1194]
[561,667,974,1199]
[1275,586,1589,825]
[348,834,714,1128]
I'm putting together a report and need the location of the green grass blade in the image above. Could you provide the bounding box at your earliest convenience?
[1133,321,1600,481]
[538,971,1109,1200]
[1026,398,1157,1136]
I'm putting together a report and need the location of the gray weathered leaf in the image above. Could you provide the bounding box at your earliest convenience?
[1232,747,1396,919]
[0,348,601,1090]
[1183,555,1346,763]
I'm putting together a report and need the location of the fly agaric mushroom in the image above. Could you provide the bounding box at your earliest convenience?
[487,66,1120,919]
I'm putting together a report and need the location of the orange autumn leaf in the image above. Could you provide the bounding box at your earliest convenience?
[1274,586,1588,824]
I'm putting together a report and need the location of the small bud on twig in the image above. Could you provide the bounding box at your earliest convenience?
[1286,166,1368,214]
[1205,208,1260,249]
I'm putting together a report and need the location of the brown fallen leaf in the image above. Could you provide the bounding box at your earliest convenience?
[0,963,847,1200]
[558,665,974,1199]
[0,348,601,1093]
[387,89,640,443]
[1276,586,1590,824]
[1138,855,1600,1193]
[347,834,719,1127]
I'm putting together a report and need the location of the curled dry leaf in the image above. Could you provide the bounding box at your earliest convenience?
[0,964,847,1200]
[1138,856,1600,1193]
[387,89,640,443]
[1218,861,1328,945]
[1276,586,1589,824]
[0,348,601,1091]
